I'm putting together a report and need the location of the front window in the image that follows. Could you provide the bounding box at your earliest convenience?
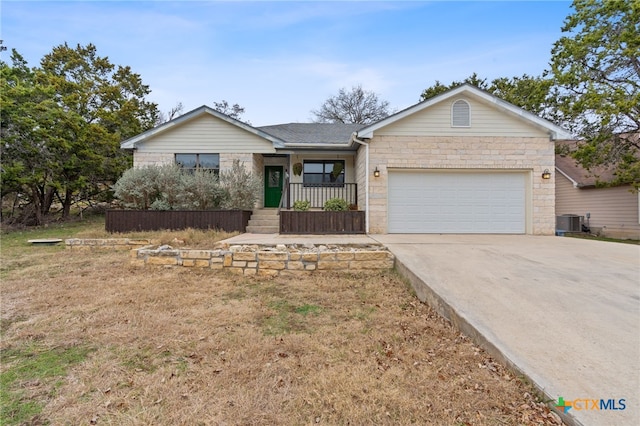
[175,154,220,174]
[303,160,345,186]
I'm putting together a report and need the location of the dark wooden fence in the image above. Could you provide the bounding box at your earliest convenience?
[280,211,365,234]
[105,210,252,233]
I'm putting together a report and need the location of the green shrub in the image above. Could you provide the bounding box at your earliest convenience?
[114,164,227,210]
[114,160,261,211]
[113,165,161,209]
[219,159,261,210]
[293,200,310,211]
[324,198,348,211]
[182,169,226,210]
[152,164,185,210]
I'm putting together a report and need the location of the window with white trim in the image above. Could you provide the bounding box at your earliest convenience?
[175,153,220,174]
[451,99,470,127]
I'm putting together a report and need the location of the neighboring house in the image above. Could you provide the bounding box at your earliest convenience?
[555,147,640,240]
[120,84,571,234]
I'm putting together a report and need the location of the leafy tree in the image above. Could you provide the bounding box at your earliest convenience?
[419,73,559,121]
[489,75,559,121]
[419,80,456,102]
[212,100,247,122]
[1,43,160,223]
[1,50,63,224]
[550,0,639,188]
[311,85,392,124]
[419,73,489,101]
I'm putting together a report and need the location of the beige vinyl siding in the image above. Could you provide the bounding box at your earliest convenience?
[376,96,549,138]
[135,114,276,154]
[355,144,367,209]
[556,174,640,239]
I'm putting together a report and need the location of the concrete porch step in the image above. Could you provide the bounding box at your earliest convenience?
[250,209,279,217]
[245,225,279,234]
[248,218,280,226]
[247,209,280,234]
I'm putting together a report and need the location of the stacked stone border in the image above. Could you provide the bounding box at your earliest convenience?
[66,238,153,251]
[131,243,395,277]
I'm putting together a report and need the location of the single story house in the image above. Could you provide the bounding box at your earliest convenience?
[555,146,640,240]
[120,84,571,234]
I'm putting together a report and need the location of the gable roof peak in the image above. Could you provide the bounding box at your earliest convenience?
[357,84,572,140]
[120,104,286,149]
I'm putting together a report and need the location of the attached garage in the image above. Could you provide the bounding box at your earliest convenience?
[388,170,527,234]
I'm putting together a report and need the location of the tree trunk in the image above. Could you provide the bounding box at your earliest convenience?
[62,187,73,219]
[31,186,43,226]
[42,187,56,218]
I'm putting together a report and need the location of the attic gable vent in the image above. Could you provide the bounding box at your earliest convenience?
[451,99,470,127]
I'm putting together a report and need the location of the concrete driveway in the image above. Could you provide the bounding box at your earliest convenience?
[371,235,639,426]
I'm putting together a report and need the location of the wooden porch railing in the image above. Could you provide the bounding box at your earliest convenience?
[286,183,357,209]
[278,175,289,213]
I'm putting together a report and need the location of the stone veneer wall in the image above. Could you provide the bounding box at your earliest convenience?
[131,243,395,277]
[66,238,153,251]
[132,152,173,168]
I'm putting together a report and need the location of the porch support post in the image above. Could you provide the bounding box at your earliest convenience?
[350,132,370,234]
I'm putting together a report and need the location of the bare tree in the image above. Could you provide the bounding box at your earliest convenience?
[213,100,247,122]
[311,85,392,124]
[156,102,184,124]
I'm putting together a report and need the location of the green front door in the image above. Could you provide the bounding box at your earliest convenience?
[264,166,283,207]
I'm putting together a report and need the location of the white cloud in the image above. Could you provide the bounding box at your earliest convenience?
[2,1,572,126]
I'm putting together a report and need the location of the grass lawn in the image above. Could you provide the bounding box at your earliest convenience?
[565,233,639,245]
[1,217,563,425]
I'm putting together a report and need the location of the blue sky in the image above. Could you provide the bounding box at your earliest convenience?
[1,1,573,126]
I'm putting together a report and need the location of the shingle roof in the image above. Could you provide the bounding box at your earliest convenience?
[257,123,365,145]
[555,140,622,187]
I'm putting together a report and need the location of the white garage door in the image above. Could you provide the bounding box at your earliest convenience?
[388,171,526,233]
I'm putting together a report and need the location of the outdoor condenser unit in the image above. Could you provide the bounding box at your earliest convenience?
[556,214,582,232]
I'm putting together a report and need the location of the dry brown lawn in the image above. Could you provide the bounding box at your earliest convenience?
[1,228,563,425]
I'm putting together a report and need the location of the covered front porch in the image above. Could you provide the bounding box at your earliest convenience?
[260,153,359,210]
[250,152,364,234]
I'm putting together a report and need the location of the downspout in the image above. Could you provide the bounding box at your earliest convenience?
[350,132,370,234]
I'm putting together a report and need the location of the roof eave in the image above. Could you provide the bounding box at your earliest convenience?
[282,143,357,151]
[555,166,581,188]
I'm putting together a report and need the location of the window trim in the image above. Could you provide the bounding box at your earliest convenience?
[451,99,471,127]
[302,160,346,187]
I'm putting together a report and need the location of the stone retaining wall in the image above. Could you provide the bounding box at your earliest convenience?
[66,238,153,251]
[131,243,395,277]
